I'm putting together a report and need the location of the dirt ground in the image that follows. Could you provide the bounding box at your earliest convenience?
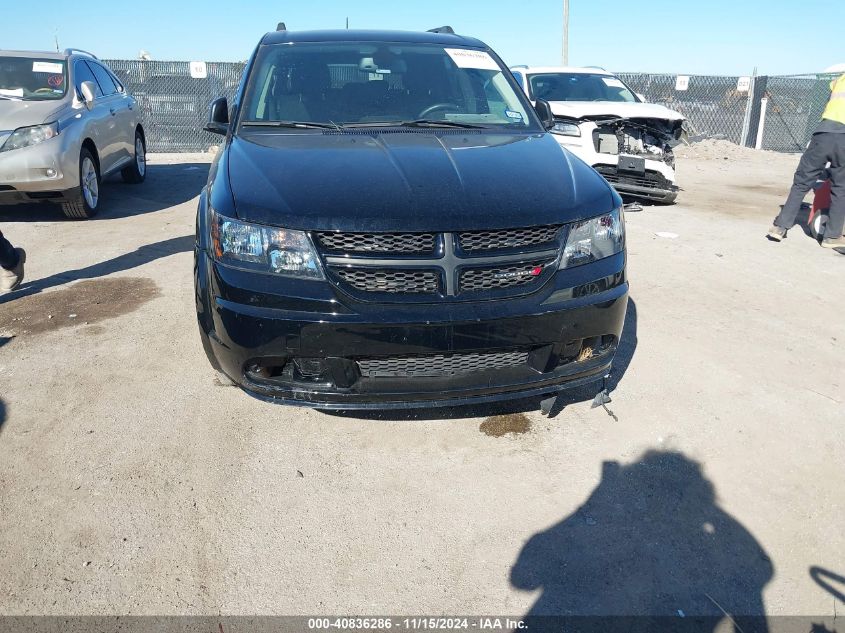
[0,144,842,624]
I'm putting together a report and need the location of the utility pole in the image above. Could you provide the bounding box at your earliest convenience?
[562,0,570,66]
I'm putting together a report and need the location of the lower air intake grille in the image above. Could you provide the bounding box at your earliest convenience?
[357,350,529,378]
[332,267,439,294]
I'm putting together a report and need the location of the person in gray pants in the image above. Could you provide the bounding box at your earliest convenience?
[0,231,25,294]
[768,79,845,250]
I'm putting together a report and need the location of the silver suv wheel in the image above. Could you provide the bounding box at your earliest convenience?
[81,156,99,209]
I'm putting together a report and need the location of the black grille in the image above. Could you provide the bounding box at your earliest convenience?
[315,232,436,255]
[458,225,562,252]
[357,350,528,378]
[460,261,552,293]
[332,267,439,294]
[594,165,672,190]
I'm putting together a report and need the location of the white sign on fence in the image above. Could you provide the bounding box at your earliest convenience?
[736,76,751,92]
[190,61,208,79]
[675,75,690,91]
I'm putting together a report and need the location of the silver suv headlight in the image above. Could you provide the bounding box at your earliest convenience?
[0,122,59,153]
[560,208,625,269]
[211,211,325,280]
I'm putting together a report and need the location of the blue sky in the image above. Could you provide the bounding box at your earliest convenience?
[3,0,842,75]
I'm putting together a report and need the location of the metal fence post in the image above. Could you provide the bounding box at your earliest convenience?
[739,71,756,147]
[755,97,769,149]
[744,75,769,148]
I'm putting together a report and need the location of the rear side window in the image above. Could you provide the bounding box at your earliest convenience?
[74,60,102,97]
[511,71,525,89]
[87,61,118,96]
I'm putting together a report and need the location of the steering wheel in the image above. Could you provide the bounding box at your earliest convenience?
[34,88,54,94]
[417,103,460,119]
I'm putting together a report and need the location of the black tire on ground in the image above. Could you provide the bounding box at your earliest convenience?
[121,130,146,184]
[62,147,100,219]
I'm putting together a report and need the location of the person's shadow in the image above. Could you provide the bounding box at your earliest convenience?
[510,450,773,633]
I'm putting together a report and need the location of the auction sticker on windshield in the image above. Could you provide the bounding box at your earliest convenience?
[444,48,500,71]
[32,61,63,74]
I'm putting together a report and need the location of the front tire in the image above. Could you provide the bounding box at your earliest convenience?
[62,148,100,219]
[121,131,146,184]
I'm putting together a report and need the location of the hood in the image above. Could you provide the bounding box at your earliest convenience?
[549,100,684,122]
[0,99,68,131]
[223,131,615,232]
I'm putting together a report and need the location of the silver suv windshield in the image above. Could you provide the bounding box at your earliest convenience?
[241,42,537,130]
[529,73,637,103]
[0,56,68,101]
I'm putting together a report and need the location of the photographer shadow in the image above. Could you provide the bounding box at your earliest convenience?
[511,450,773,632]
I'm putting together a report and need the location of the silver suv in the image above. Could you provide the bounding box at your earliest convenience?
[0,49,146,218]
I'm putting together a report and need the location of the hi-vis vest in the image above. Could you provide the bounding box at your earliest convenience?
[822,74,845,124]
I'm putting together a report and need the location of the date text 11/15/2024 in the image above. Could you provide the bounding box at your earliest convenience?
[307,618,528,630]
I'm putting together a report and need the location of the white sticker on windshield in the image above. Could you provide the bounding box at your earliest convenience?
[505,110,523,121]
[32,61,63,74]
[444,48,500,71]
[602,77,625,88]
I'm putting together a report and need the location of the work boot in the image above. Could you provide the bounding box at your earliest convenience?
[820,236,845,252]
[0,248,25,294]
[766,225,787,242]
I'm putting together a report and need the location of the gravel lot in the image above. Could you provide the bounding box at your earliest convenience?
[0,145,842,623]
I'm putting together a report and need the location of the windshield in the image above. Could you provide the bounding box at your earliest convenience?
[528,73,637,103]
[0,56,68,101]
[240,42,536,130]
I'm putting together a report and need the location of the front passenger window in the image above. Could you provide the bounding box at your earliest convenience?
[87,61,118,96]
[74,60,102,99]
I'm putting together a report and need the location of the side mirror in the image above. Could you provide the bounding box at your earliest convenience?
[204,96,229,135]
[80,81,97,109]
[534,99,555,131]
[636,93,647,102]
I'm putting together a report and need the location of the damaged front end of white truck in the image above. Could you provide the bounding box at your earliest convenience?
[550,103,686,204]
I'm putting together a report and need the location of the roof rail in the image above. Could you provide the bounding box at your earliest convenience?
[427,26,455,34]
[63,48,98,60]
[276,22,287,31]
[510,65,529,70]
[583,65,607,71]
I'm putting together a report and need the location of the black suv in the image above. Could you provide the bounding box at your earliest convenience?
[195,27,628,409]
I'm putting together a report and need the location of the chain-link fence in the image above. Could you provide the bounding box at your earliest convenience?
[100,59,837,154]
[619,71,837,152]
[104,59,245,153]
[756,73,839,152]
[617,73,752,145]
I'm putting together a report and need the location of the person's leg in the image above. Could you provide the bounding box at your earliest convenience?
[773,133,833,230]
[0,231,19,270]
[821,135,845,241]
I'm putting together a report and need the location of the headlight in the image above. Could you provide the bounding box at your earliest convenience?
[552,120,581,137]
[210,211,324,280]
[560,208,624,269]
[0,122,59,152]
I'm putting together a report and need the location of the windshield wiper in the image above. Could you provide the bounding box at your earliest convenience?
[341,119,488,130]
[241,120,339,130]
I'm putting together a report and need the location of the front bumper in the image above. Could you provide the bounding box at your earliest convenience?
[0,134,80,205]
[196,249,628,409]
[552,127,678,203]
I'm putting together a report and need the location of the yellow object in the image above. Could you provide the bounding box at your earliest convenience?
[822,74,845,124]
